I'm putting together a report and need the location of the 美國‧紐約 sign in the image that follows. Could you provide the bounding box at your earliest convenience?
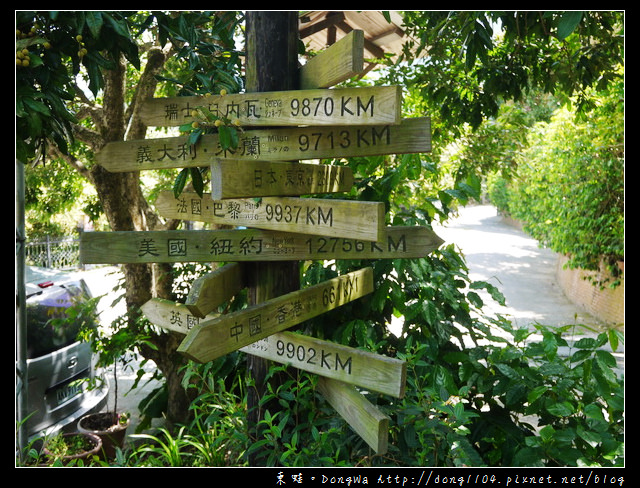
[79,227,445,264]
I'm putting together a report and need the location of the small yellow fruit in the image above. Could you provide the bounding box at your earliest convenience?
[22,59,30,67]
[214,120,223,127]
[219,89,227,96]
[192,121,200,129]
[76,35,83,42]
[191,110,199,118]
[233,119,241,126]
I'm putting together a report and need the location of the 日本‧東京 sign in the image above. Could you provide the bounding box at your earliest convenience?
[79,226,444,265]
[138,85,402,128]
[96,118,431,172]
[211,159,354,199]
[177,268,374,363]
[154,191,386,242]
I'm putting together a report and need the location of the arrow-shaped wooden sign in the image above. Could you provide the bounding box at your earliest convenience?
[154,191,385,242]
[141,298,218,335]
[138,85,401,128]
[211,159,354,199]
[317,377,390,455]
[177,267,373,363]
[96,118,431,172]
[79,226,445,264]
[241,331,406,398]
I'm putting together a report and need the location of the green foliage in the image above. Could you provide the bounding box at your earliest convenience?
[388,11,624,131]
[16,11,141,162]
[488,80,624,285]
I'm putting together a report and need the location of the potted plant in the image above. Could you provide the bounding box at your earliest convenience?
[43,432,102,465]
[77,316,133,459]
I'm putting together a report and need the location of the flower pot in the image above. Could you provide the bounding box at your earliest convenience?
[78,412,129,459]
[43,432,102,465]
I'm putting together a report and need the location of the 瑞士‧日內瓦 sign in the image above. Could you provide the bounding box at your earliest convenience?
[138,86,401,128]
[96,118,431,172]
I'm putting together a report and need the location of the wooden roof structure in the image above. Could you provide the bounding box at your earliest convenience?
[299,11,411,74]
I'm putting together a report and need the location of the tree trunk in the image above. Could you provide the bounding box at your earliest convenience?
[88,50,193,429]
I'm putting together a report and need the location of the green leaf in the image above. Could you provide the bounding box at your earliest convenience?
[547,401,575,417]
[190,167,204,197]
[556,11,583,40]
[173,168,189,198]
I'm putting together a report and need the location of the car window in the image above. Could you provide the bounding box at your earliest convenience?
[26,282,96,359]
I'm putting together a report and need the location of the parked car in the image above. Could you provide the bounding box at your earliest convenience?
[22,266,109,442]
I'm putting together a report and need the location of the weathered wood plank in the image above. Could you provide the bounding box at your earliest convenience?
[177,268,373,363]
[138,85,401,128]
[211,159,354,199]
[299,30,364,89]
[154,191,385,242]
[185,263,246,318]
[79,227,445,264]
[140,298,218,335]
[241,331,406,398]
[316,377,390,454]
[96,118,431,172]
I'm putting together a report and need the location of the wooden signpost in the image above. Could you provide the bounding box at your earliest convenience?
[80,226,444,264]
[96,117,431,172]
[177,267,374,363]
[138,85,402,128]
[211,159,354,199]
[80,16,441,456]
[154,191,386,242]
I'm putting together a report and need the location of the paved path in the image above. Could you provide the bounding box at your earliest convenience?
[432,204,623,373]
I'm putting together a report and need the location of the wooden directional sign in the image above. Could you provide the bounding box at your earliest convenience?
[155,191,385,242]
[241,331,406,398]
[177,267,373,363]
[299,30,364,89]
[317,377,390,455]
[211,159,354,199]
[79,226,444,264]
[96,118,431,172]
[138,85,401,128]
[141,298,218,335]
[185,263,245,318]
